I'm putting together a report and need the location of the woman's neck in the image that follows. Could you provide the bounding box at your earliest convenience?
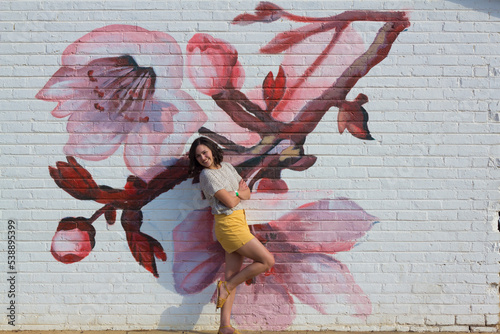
[207,163,221,170]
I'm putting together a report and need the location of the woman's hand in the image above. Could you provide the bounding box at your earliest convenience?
[238,179,248,192]
[237,179,251,200]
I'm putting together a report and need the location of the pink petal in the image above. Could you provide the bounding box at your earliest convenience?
[124,91,206,181]
[51,100,85,119]
[257,198,377,254]
[230,60,245,91]
[64,133,126,161]
[282,253,372,318]
[173,207,225,294]
[51,228,93,263]
[61,25,184,89]
[124,100,176,181]
[164,89,207,144]
[232,274,296,330]
[38,56,156,122]
[186,33,244,96]
[64,104,129,160]
[247,26,365,122]
[36,65,101,118]
[199,104,262,147]
[35,66,94,102]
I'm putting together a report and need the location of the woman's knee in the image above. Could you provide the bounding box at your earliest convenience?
[264,252,275,270]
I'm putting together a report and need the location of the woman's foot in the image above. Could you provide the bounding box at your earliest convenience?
[216,281,231,310]
[218,325,240,334]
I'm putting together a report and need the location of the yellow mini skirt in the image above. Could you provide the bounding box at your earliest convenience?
[214,209,255,253]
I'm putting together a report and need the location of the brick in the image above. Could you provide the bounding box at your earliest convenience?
[1,0,500,331]
[456,314,486,325]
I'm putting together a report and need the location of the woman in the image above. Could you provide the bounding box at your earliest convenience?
[188,137,275,334]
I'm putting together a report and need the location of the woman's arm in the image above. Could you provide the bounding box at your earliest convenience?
[213,179,251,208]
[214,189,241,209]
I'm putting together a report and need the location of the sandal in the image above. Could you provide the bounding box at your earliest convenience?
[218,325,241,334]
[216,280,231,310]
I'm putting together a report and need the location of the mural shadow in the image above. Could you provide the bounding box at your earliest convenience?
[142,181,213,330]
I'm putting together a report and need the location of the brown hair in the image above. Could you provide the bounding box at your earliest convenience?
[188,137,224,177]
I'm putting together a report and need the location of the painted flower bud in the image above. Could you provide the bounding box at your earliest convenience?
[51,217,96,263]
[187,33,244,96]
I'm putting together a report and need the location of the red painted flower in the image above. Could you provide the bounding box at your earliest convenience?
[173,197,377,330]
[36,25,206,181]
[187,33,245,96]
[51,217,96,264]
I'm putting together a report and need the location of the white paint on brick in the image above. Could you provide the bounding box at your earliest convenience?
[0,0,499,331]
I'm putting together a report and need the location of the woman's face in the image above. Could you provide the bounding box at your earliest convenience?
[195,144,217,169]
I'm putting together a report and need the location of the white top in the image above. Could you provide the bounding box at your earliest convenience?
[199,162,243,215]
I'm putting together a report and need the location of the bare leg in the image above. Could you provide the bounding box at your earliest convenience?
[217,238,274,334]
[228,238,274,291]
[219,251,243,334]
[218,238,275,300]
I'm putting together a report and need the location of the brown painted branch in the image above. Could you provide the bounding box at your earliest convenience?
[94,157,190,210]
[283,9,407,24]
[231,90,276,124]
[199,127,248,154]
[284,18,410,136]
[212,90,274,134]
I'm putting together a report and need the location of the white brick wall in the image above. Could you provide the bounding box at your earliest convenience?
[1,0,499,331]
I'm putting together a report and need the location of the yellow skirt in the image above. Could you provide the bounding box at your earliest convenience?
[214,209,255,253]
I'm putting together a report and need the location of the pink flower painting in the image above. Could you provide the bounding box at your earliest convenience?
[173,198,377,329]
[36,25,206,182]
[51,217,96,263]
[187,33,245,96]
[39,2,410,328]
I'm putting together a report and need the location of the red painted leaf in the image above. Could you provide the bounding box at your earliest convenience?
[262,66,286,111]
[337,94,373,140]
[48,156,100,200]
[122,209,166,278]
[255,2,283,13]
[126,230,167,278]
[287,154,317,171]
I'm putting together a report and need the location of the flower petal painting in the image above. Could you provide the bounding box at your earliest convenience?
[37,2,410,329]
[187,33,245,96]
[173,198,378,329]
[36,25,206,182]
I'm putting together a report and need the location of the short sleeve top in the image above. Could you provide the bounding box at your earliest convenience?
[199,162,243,215]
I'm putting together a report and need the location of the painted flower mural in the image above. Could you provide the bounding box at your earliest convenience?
[36,25,207,182]
[51,217,97,263]
[187,33,245,96]
[173,198,378,329]
[37,2,410,329]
